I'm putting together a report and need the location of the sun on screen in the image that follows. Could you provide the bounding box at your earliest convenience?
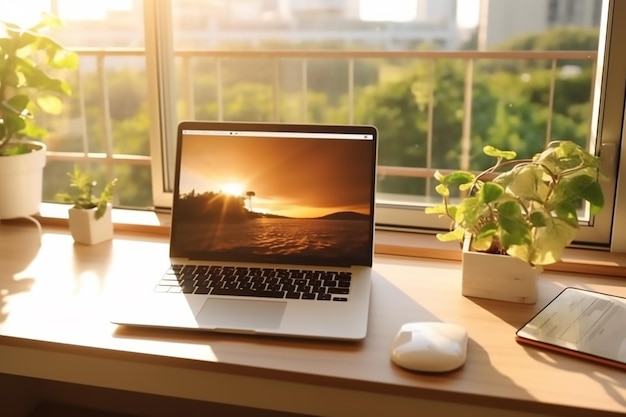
[221,183,245,196]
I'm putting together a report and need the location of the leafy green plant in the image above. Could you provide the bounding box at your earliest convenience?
[0,14,78,155]
[55,165,117,220]
[425,140,605,268]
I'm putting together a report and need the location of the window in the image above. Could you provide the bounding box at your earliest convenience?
[0,0,153,209]
[4,1,624,252]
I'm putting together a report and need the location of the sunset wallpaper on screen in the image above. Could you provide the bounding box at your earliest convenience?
[170,133,375,265]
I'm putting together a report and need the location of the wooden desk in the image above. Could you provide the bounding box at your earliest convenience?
[1,223,625,417]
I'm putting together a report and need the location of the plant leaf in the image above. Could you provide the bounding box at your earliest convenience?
[529,210,548,227]
[442,171,475,187]
[497,200,532,248]
[498,165,548,202]
[95,201,107,220]
[506,244,532,264]
[581,181,604,215]
[479,182,504,204]
[475,222,498,240]
[436,228,465,242]
[554,202,580,228]
[424,205,447,215]
[548,175,594,208]
[456,196,484,225]
[447,205,458,220]
[5,95,30,113]
[483,145,516,160]
[36,95,64,114]
[471,236,493,252]
[435,183,449,197]
[530,218,578,265]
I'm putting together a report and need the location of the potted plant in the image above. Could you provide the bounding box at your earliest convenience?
[426,140,605,304]
[0,14,78,219]
[55,165,117,245]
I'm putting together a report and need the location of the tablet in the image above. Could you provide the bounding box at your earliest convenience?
[515,287,626,370]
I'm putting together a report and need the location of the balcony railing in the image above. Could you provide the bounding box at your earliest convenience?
[45,49,598,205]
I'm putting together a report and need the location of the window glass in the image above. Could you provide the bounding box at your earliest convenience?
[169,0,613,246]
[0,0,152,209]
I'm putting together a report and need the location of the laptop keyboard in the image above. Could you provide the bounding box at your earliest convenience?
[154,264,351,302]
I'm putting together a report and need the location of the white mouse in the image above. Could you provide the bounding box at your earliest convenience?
[390,322,468,373]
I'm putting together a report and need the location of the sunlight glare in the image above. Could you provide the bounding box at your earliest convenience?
[457,0,480,28]
[0,0,134,26]
[0,0,49,27]
[359,0,417,22]
[222,183,245,196]
[56,0,132,21]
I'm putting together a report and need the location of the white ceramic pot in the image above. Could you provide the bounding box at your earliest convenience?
[0,141,46,219]
[461,236,538,304]
[68,204,113,245]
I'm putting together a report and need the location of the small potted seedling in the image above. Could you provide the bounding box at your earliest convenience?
[55,165,117,245]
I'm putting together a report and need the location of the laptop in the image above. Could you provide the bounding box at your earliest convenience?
[111,121,378,341]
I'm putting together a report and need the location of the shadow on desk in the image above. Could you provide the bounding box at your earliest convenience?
[0,225,40,325]
[519,345,626,409]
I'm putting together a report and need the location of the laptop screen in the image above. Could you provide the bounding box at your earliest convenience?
[170,121,377,267]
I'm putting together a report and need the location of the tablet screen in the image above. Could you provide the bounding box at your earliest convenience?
[516,287,626,368]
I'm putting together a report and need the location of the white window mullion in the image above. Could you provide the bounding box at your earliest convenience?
[144,0,178,209]
[587,0,626,250]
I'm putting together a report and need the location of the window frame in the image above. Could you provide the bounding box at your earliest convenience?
[142,0,626,252]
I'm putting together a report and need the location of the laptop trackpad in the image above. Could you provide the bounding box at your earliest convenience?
[196,298,286,330]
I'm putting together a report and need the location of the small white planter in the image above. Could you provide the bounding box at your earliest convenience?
[68,204,113,245]
[461,236,538,304]
[0,140,46,219]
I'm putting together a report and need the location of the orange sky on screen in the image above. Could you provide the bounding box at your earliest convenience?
[179,135,373,219]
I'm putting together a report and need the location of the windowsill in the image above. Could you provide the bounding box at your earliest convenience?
[19,203,626,278]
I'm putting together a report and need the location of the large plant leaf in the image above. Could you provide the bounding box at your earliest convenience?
[36,95,63,114]
[12,56,71,95]
[479,182,504,204]
[506,244,532,264]
[537,141,599,176]
[2,95,30,114]
[17,31,38,48]
[456,196,485,226]
[1,67,20,87]
[497,200,531,248]
[530,218,578,265]
[549,175,594,207]
[0,110,26,133]
[554,202,579,228]
[0,37,13,52]
[50,47,79,69]
[499,165,548,203]
[581,181,604,215]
